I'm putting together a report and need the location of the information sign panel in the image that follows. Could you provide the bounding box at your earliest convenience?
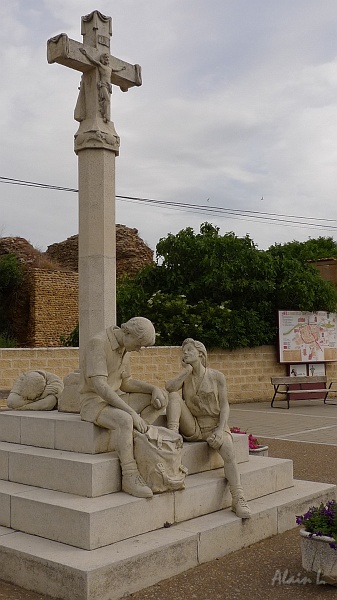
[278,311,337,363]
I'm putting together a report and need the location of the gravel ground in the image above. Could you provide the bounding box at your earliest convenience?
[0,438,336,600]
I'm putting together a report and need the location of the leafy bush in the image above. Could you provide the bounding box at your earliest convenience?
[0,334,17,348]
[60,323,79,347]
[63,227,337,350]
[0,254,24,340]
[0,253,24,291]
[116,224,337,349]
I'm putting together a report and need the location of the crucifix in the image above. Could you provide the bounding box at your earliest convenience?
[47,11,142,363]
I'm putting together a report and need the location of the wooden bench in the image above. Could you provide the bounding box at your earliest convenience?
[271,376,337,408]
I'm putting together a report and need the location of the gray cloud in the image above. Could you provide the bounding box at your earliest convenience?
[1,0,337,252]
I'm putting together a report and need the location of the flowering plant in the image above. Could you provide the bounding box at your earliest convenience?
[230,426,260,450]
[296,500,337,550]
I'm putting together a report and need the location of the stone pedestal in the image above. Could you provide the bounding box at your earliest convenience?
[0,410,334,599]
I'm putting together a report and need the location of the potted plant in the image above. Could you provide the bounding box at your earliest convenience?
[230,426,268,456]
[296,499,337,585]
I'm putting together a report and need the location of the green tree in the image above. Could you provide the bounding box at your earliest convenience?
[268,236,337,263]
[0,254,24,344]
[116,225,337,349]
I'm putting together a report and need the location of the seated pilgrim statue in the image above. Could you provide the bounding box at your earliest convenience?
[79,317,168,499]
[7,370,63,411]
[165,338,251,519]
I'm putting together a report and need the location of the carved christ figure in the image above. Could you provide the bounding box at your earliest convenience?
[79,48,126,122]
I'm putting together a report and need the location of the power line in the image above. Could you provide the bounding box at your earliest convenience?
[1,175,337,231]
[120,196,337,230]
[0,177,77,193]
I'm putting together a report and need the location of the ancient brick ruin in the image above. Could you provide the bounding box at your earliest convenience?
[46,225,153,278]
[0,226,153,347]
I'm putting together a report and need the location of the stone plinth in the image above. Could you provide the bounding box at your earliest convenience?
[0,409,334,598]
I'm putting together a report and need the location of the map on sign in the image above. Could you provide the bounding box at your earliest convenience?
[278,311,337,363]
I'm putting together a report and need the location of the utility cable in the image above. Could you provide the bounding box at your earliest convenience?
[1,176,337,231]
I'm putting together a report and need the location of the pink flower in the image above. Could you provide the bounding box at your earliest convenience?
[230,427,260,450]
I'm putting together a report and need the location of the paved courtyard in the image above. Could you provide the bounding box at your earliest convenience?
[229,400,337,445]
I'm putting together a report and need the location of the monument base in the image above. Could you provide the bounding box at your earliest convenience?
[0,411,334,600]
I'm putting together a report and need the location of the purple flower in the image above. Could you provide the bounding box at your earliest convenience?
[296,500,337,550]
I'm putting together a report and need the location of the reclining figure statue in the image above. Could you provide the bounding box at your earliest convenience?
[7,370,63,411]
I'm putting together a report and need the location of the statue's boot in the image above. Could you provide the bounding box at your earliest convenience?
[231,493,251,519]
[122,469,153,498]
[218,440,251,519]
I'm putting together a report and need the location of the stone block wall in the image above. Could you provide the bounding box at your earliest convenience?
[27,269,78,347]
[129,345,286,403]
[0,348,79,391]
[2,345,337,403]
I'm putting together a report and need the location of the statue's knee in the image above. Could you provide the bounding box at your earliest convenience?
[116,410,133,430]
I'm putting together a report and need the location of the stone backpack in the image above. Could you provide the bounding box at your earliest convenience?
[133,425,188,493]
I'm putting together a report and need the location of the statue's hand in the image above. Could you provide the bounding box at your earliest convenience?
[181,361,193,374]
[132,412,148,433]
[207,428,223,450]
[151,387,168,409]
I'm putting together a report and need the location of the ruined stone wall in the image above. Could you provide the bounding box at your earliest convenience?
[0,230,153,347]
[46,224,154,278]
[26,269,78,347]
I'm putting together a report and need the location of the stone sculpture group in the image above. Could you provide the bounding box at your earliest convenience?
[7,11,250,521]
[8,317,251,518]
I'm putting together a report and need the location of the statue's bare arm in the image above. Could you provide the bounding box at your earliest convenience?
[165,363,192,393]
[14,395,57,411]
[121,377,167,409]
[79,47,100,67]
[91,375,135,414]
[90,375,149,432]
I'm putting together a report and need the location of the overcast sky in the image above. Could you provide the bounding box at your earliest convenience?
[2,0,337,254]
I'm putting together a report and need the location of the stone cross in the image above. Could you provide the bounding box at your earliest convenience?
[47,11,142,362]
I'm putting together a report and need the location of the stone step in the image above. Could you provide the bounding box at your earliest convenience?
[0,410,114,454]
[0,442,122,497]
[0,456,294,550]
[0,479,334,600]
[0,411,250,462]
[0,435,248,497]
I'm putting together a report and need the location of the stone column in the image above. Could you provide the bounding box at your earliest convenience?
[78,148,116,361]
